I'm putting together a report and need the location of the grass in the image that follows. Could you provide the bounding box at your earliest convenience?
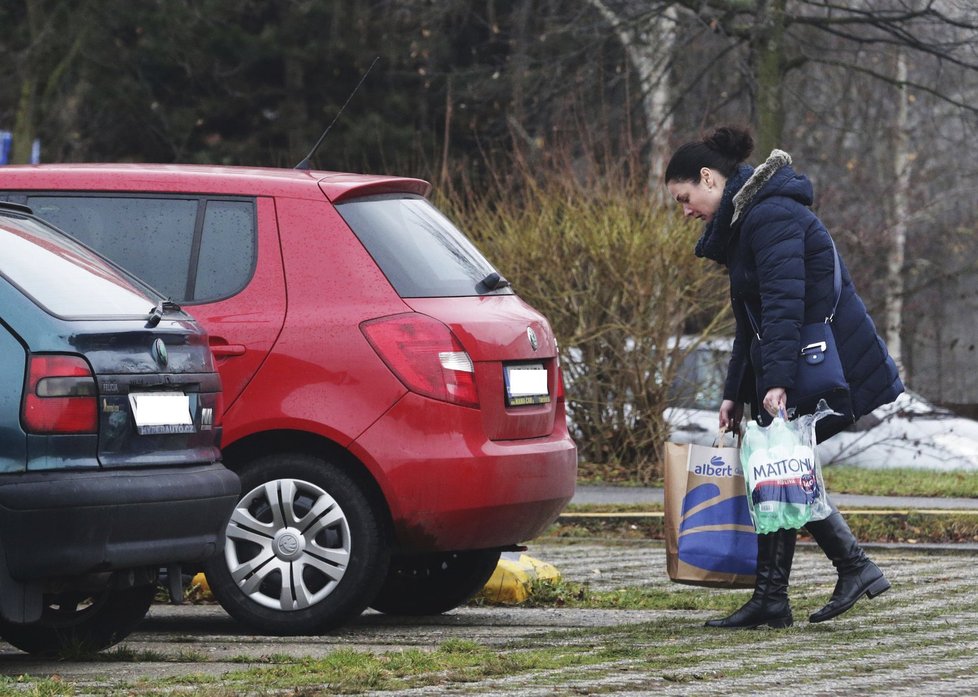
[504,578,737,611]
[578,465,978,498]
[0,676,74,696]
[821,465,978,498]
[213,642,627,694]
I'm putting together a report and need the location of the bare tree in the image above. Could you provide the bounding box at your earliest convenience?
[586,1,678,186]
[886,48,911,370]
[659,1,978,152]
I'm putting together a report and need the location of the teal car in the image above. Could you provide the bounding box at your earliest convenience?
[0,202,238,655]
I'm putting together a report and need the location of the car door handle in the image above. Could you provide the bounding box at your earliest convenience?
[210,342,246,358]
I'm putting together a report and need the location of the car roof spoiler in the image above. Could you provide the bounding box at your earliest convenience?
[0,201,34,216]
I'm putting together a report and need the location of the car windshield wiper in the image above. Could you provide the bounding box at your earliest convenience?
[146,299,182,328]
[480,271,512,292]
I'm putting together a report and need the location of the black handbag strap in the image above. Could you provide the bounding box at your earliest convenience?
[744,237,841,340]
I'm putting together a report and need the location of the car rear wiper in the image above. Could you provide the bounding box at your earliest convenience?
[146,299,182,328]
[480,272,512,292]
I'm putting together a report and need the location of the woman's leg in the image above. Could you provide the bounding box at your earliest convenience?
[705,528,796,629]
[804,510,890,623]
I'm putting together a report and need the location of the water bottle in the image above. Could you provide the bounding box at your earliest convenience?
[739,420,766,471]
[743,417,812,533]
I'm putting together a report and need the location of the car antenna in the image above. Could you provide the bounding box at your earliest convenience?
[294,56,380,171]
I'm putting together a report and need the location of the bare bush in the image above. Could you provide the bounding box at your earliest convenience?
[441,164,730,482]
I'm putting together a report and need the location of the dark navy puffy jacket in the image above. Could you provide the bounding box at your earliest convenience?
[721,157,903,436]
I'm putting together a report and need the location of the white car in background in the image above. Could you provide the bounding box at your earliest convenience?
[666,338,978,472]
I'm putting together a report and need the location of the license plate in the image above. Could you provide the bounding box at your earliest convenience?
[128,392,194,435]
[504,364,550,406]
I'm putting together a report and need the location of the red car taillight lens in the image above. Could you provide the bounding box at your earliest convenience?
[556,364,567,402]
[23,355,98,434]
[361,314,479,408]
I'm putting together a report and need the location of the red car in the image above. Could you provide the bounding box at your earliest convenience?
[0,164,577,635]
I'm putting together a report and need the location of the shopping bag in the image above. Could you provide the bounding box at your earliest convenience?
[789,321,853,422]
[740,407,832,533]
[664,434,757,588]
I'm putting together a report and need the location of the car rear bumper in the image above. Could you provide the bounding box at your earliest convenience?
[0,463,240,580]
[352,394,578,551]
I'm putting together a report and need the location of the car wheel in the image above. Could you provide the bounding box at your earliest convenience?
[0,583,156,657]
[203,452,390,635]
[369,549,501,615]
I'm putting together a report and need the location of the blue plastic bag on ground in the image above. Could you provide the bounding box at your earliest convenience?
[740,403,833,533]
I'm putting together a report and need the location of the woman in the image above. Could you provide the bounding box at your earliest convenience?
[665,126,903,628]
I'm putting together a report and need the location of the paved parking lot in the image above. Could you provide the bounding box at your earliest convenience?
[2,540,977,695]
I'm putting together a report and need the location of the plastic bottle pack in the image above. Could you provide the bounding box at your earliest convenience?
[740,416,817,533]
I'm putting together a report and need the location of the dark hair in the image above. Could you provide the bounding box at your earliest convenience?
[664,126,754,184]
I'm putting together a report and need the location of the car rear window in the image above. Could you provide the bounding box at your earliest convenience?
[22,195,255,303]
[336,195,511,298]
[0,214,157,318]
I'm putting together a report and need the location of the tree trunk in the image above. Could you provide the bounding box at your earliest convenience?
[11,0,41,164]
[588,1,674,188]
[886,50,911,371]
[750,0,787,156]
[647,6,677,187]
[12,79,37,164]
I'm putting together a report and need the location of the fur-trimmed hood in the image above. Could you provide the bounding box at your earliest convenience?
[731,149,799,224]
[692,148,813,266]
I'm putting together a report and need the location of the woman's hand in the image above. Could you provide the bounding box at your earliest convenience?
[763,387,787,418]
[719,399,743,433]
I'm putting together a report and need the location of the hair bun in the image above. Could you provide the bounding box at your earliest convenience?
[705,126,754,162]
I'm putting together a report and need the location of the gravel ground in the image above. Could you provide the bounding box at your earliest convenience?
[2,539,977,695]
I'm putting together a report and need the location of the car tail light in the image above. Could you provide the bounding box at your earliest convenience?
[201,392,224,432]
[213,392,224,428]
[361,314,479,408]
[556,364,567,402]
[23,354,98,434]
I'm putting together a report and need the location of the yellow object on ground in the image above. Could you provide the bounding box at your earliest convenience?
[480,552,561,604]
[191,572,213,600]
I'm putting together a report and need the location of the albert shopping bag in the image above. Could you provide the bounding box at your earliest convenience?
[663,435,757,588]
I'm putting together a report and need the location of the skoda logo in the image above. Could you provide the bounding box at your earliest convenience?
[527,327,539,351]
[152,338,169,368]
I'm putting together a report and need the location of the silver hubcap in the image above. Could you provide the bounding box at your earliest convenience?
[223,478,351,612]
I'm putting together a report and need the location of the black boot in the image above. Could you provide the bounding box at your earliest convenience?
[705,529,796,629]
[805,512,890,623]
